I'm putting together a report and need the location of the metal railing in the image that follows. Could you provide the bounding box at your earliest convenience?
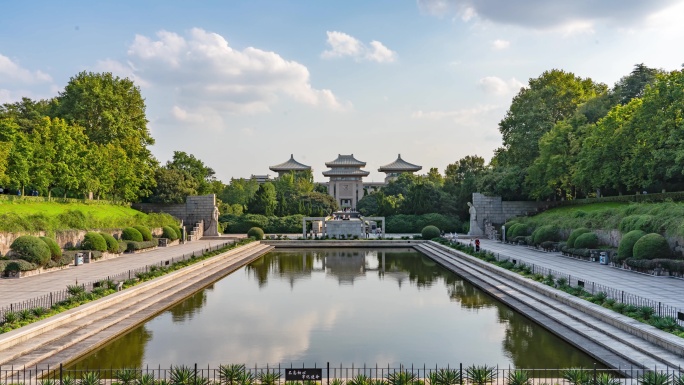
[1,363,682,384]
[452,241,684,327]
[0,241,234,322]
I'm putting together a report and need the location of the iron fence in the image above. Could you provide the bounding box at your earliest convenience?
[0,241,234,323]
[465,243,684,327]
[1,363,682,384]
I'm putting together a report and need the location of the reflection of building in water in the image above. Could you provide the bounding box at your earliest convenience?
[323,250,410,287]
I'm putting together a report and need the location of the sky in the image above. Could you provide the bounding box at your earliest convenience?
[1,0,683,183]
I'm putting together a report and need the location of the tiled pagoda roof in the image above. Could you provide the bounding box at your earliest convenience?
[269,154,311,172]
[378,154,422,172]
[325,154,366,167]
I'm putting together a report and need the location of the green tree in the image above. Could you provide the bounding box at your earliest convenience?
[444,155,485,217]
[165,151,216,196]
[612,63,660,106]
[150,168,199,203]
[247,182,277,216]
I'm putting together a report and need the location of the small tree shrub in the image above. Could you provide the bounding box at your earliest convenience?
[99,233,120,253]
[174,226,183,240]
[81,232,107,252]
[633,233,672,260]
[162,226,179,241]
[507,223,528,239]
[133,225,153,241]
[5,260,37,272]
[121,227,143,242]
[532,225,559,245]
[126,240,158,252]
[421,225,440,240]
[39,236,62,261]
[10,235,51,267]
[574,232,599,249]
[247,227,264,240]
[619,214,658,234]
[616,230,646,262]
[567,228,591,248]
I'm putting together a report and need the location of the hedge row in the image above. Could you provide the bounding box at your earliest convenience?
[125,240,158,252]
[625,258,684,273]
[0,259,37,272]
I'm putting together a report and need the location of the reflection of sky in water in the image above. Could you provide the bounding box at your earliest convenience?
[70,248,599,369]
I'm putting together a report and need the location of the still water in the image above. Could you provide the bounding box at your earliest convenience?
[70,249,600,368]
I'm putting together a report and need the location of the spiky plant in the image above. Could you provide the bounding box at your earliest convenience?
[219,364,246,385]
[330,379,345,385]
[61,376,76,385]
[562,368,590,385]
[386,371,422,385]
[114,369,140,385]
[256,371,281,385]
[136,374,155,385]
[19,309,33,321]
[369,380,388,385]
[40,379,57,385]
[595,373,621,385]
[3,311,18,324]
[79,372,101,385]
[465,366,496,385]
[428,369,461,385]
[506,370,530,385]
[169,365,194,385]
[236,372,255,385]
[67,285,85,297]
[347,375,372,385]
[638,372,672,385]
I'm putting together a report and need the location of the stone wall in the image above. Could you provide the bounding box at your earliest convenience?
[133,195,216,234]
[471,193,552,236]
[326,220,364,238]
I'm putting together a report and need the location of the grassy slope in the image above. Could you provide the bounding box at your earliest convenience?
[0,200,178,233]
[514,201,684,238]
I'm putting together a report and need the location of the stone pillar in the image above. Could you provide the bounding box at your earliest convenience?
[302,217,307,238]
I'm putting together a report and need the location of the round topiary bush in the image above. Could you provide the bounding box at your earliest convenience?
[39,236,62,261]
[99,233,120,253]
[247,227,264,240]
[567,227,591,248]
[162,226,179,241]
[421,225,441,240]
[633,233,671,260]
[574,232,599,249]
[507,223,528,239]
[173,226,183,240]
[617,230,646,261]
[11,235,51,267]
[532,225,559,245]
[121,227,143,242]
[81,232,107,252]
[133,225,153,241]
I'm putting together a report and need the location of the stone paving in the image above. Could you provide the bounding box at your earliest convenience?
[0,238,234,310]
[465,238,684,310]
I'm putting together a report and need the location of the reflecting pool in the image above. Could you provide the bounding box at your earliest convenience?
[70,249,600,368]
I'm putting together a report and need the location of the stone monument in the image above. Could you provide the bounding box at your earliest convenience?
[467,202,483,236]
[204,205,220,236]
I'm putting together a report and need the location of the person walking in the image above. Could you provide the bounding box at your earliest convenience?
[475,238,480,252]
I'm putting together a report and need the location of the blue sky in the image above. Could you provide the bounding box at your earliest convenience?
[2,1,683,182]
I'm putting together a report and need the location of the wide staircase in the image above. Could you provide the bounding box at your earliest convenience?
[0,242,272,376]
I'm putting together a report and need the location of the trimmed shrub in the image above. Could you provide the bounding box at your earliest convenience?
[10,235,51,267]
[126,240,158,252]
[618,214,658,233]
[99,233,120,253]
[81,232,107,252]
[121,227,143,242]
[633,233,672,260]
[421,225,441,240]
[39,236,62,261]
[567,228,591,248]
[532,225,559,245]
[574,232,599,249]
[133,225,153,241]
[5,260,37,272]
[247,227,264,240]
[507,223,528,239]
[162,226,179,241]
[174,226,183,240]
[616,230,646,262]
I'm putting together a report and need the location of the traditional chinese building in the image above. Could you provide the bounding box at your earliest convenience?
[268,154,311,177]
[378,154,422,183]
[323,154,369,209]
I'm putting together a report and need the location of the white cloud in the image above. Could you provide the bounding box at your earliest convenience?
[0,54,52,85]
[411,104,500,124]
[94,59,149,87]
[491,39,510,50]
[478,76,524,96]
[123,28,348,116]
[321,31,397,63]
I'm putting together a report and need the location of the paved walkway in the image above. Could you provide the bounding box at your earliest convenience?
[463,238,684,310]
[0,238,234,309]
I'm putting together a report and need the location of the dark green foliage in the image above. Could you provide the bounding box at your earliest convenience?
[247,227,264,240]
[10,235,51,266]
[386,213,461,233]
[133,225,153,241]
[39,236,62,261]
[619,214,658,233]
[633,233,671,260]
[531,225,559,245]
[574,232,599,249]
[617,230,646,261]
[173,226,183,240]
[507,223,528,239]
[125,240,157,252]
[81,232,107,252]
[567,228,591,248]
[421,225,440,240]
[625,258,684,273]
[162,226,179,241]
[121,227,143,242]
[99,233,119,253]
[4,259,37,272]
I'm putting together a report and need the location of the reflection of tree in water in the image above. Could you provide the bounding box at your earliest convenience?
[67,325,152,369]
[169,290,208,323]
[447,280,497,310]
[246,251,316,287]
[498,306,603,369]
[381,251,447,288]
